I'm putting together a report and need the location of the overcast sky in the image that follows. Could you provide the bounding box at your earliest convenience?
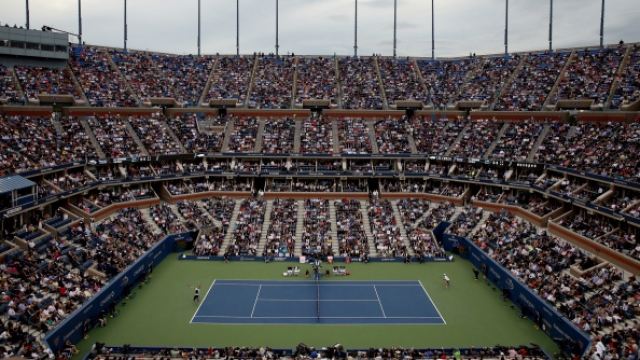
[1,0,639,58]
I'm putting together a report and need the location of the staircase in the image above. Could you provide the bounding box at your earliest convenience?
[489,55,527,110]
[254,118,266,152]
[222,201,243,248]
[407,133,418,154]
[294,200,305,256]
[482,122,510,158]
[372,56,389,110]
[331,117,341,154]
[293,117,303,153]
[8,67,26,100]
[197,56,220,106]
[161,119,187,153]
[328,200,340,255]
[290,57,299,109]
[105,50,142,106]
[195,200,223,228]
[605,46,633,109]
[412,58,432,108]
[168,203,190,226]
[66,63,90,104]
[359,200,377,256]
[526,124,551,162]
[221,120,236,151]
[140,206,165,236]
[390,201,412,254]
[444,123,472,156]
[123,119,151,157]
[368,119,379,154]
[80,119,107,159]
[244,55,259,108]
[469,210,492,238]
[334,57,344,109]
[256,199,273,254]
[567,125,579,139]
[542,50,576,110]
[51,117,65,135]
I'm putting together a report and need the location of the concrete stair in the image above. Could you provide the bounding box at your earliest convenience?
[8,67,26,100]
[294,200,305,257]
[80,119,107,159]
[372,56,389,110]
[444,123,472,156]
[124,119,151,156]
[221,120,236,151]
[526,124,551,162]
[542,50,576,110]
[244,55,259,108]
[256,199,273,253]
[51,117,65,135]
[290,57,299,109]
[359,200,377,256]
[483,122,511,158]
[469,210,492,238]
[390,201,412,254]
[328,200,340,255]
[334,57,344,109]
[66,62,90,104]
[195,199,223,228]
[161,119,187,153]
[332,117,340,154]
[489,55,527,110]
[168,203,190,227]
[140,206,165,236]
[222,201,243,248]
[407,132,418,154]
[293,117,303,153]
[368,119,379,154]
[412,57,432,108]
[254,118,266,152]
[106,51,142,106]
[605,46,633,109]
[198,56,220,106]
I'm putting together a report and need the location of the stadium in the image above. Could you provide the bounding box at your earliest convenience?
[0,0,639,359]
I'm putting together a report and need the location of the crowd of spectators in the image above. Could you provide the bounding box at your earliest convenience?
[458,55,521,106]
[338,57,384,109]
[336,199,368,258]
[0,64,20,103]
[264,198,297,257]
[449,119,504,158]
[497,52,570,111]
[396,198,431,228]
[226,116,258,152]
[262,117,295,153]
[551,47,625,107]
[128,115,181,155]
[295,57,337,105]
[446,206,484,238]
[147,203,187,234]
[110,50,176,101]
[14,65,82,101]
[165,115,224,153]
[337,117,373,154]
[193,227,225,256]
[367,199,407,257]
[201,196,235,227]
[611,44,640,109]
[0,115,95,168]
[176,199,213,230]
[489,120,544,161]
[249,55,294,109]
[205,56,254,105]
[557,213,615,241]
[69,46,137,107]
[301,199,333,258]
[154,54,214,106]
[300,115,333,153]
[378,58,428,106]
[374,116,412,154]
[292,179,336,192]
[412,117,460,155]
[86,115,142,158]
[226,199,266,256]
[418,58,481,110]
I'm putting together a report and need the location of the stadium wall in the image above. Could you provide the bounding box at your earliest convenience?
[43,233,185,354]
[442,234,591,357]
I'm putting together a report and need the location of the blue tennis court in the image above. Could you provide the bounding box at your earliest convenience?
[191,280,445,325]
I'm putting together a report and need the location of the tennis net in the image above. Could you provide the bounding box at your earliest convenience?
[316,275,321,322]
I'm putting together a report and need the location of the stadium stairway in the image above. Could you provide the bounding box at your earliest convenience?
[390,200,412,254]
[294,199,305,257]
[244,55,259,109]
[542,49,577,110]
[359,199,377,257]
[333,57,344,109]
[331,118,340,154]
[482,122,511,158]
[168,202,191,229]
[106,51,142,106]
[222,201,243,248]
[51,116,65,135]
[254,119,266,152]
[566,125,579,139]
[444,122,472,156]
[526,124,551,162]
[372,56,390,110]
[293,117,302,153]
[467,209,492,239]
[66,62,90,105]
[489,55,527,111]
[80,118,107,159]
[123,119,151,157]
[256,199,273,254]
[328,200,339,255]
[290,57,299,109]
[367,119,379,154]
[140,207,166,236]
[160,118,187,153]
[605,46,633,109]
[412,58,432,109]
[195,200,224,229]
[407,132,418,154]
[221,120,235,151]
[8,67,25,100]
[197,57,219,106]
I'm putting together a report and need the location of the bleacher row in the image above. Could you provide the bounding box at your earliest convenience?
[1,43,639,110]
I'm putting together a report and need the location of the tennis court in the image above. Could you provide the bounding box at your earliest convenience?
[191,280,445,325]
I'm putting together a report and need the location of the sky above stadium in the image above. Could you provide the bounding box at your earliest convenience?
[1,0,639,58]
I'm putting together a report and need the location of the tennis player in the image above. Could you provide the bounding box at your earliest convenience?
[193,285,201,302]
[443,274,450,289]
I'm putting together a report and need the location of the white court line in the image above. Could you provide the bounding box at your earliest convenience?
[258,299,379,302]
[373,285,387,318]
[214,283,421,287]
[250,284,262,318]
[190,280,216,324]
[417,280,446,325]
[193,315,444,319]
